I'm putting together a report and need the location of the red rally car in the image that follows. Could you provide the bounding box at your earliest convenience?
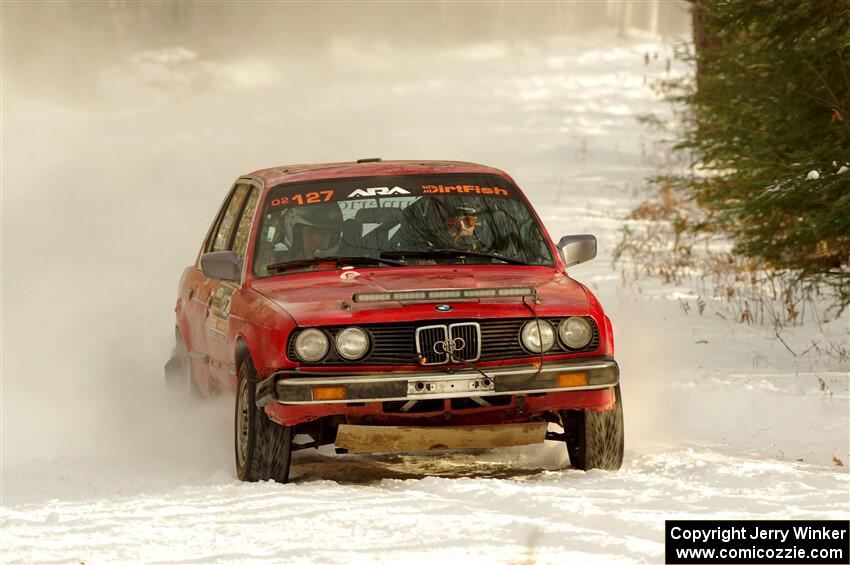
[167,159,623,483]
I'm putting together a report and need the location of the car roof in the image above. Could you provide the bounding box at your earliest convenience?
[244,160,514,188]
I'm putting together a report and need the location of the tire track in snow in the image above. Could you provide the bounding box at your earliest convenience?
[3,447,847,563]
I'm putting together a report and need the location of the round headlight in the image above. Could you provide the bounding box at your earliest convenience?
[520,320,556,353]
[294,328,329,362]
[559,317,593,349]
[335,327,370,360]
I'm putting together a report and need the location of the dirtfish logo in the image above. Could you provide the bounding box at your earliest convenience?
[347,186,411,198]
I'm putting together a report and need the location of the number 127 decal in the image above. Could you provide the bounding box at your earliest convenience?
[271,190,334,207]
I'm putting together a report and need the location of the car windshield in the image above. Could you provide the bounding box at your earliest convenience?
[252,173,555,276]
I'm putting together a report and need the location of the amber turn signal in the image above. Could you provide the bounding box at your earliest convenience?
[312,386,347,401]
[557,372,588,388]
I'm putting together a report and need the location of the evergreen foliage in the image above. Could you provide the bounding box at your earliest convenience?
[666,0,850,308]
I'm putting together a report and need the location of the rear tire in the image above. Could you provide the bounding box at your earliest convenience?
[561,385,624,471]
[235,358,292,483]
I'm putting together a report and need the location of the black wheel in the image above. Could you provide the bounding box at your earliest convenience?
[235,358,292,483]
[164,331,202,398]
[561,385,624,471]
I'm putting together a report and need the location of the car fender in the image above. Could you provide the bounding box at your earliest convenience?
[569,278,613,356]
[228,287,297,391]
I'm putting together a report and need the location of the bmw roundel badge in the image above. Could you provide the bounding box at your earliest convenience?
[435,304,453,312]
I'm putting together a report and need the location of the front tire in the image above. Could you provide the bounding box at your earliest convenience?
[235,358,293,483]
[561,385,624,471]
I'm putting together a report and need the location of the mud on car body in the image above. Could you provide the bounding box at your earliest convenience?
[167,159,623,483]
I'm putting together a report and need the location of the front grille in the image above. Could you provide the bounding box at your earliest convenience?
[416,325,449,365]
[450,323,481,362]
[415,323,481,365]
[288,317,599,366]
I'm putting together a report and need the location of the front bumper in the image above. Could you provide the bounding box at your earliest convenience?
[259,357,618,406]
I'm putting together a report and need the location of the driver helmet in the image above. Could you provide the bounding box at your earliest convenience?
[282,204,343,256]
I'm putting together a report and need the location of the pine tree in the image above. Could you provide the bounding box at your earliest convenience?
[668,0,850,308]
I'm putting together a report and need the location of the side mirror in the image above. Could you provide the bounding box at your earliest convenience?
[200,251,242,282]
[557,234,597,268]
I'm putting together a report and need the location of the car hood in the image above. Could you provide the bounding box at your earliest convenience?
[251,266,592,326]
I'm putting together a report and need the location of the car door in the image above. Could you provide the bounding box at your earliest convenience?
[185,183,250,393]
[205,182,260,387]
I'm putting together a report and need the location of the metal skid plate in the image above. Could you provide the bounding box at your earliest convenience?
[334,422,548,454]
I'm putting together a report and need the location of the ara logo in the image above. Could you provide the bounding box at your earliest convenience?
[347,186,411,198]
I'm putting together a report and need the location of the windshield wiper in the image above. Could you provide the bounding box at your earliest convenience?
[381,249,529,266]
[267,255,404,274]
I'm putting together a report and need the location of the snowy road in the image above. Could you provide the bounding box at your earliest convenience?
[3,441,847,563]
[2,5,848,563]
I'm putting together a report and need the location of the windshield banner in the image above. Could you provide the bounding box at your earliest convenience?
[267,175,519,209]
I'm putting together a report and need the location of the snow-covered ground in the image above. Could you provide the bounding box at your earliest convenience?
[2,5,848,564]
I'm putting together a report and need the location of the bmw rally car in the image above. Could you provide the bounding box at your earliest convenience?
[167,159,623,483]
